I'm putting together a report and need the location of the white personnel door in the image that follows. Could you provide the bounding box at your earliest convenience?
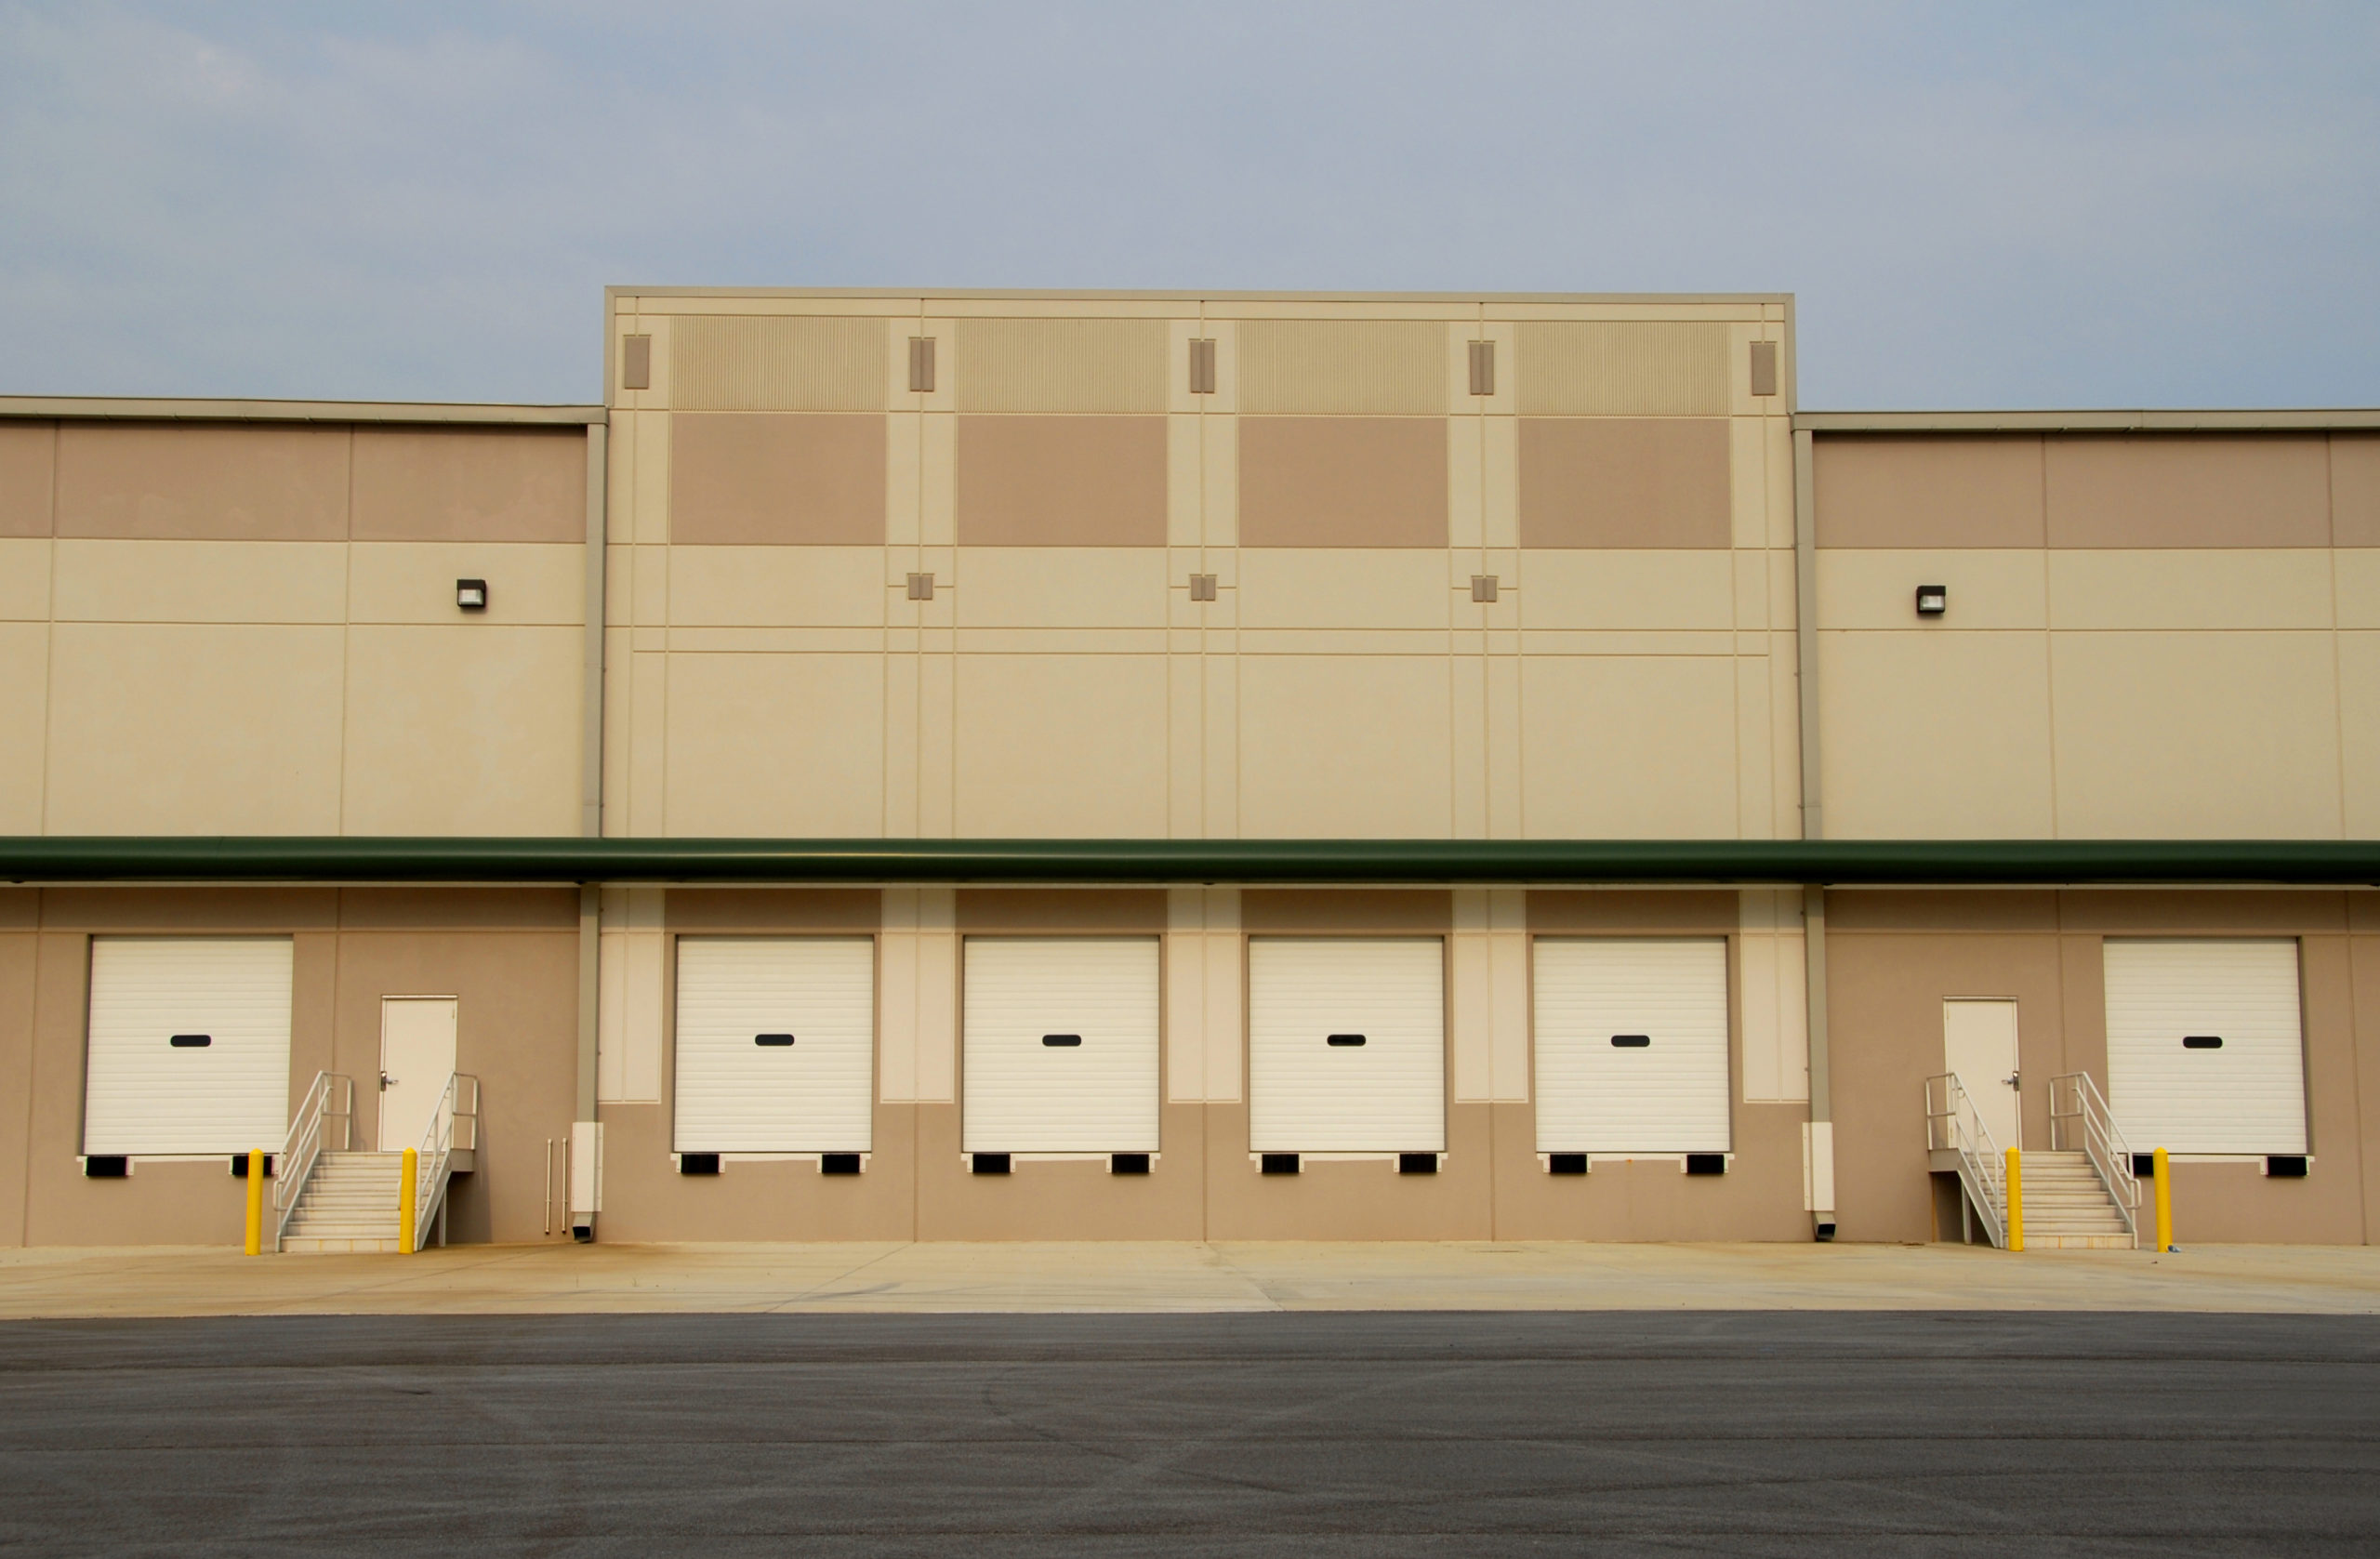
[674,938,876,1153]
[1533,938,1730,1155]
[1248,938,1445,1154]
[378,997,457,1153]
[1942,998,2022,1152]
[2105,939,2306,1155]
[84,937,293,1156]
[963,937,1159,1154]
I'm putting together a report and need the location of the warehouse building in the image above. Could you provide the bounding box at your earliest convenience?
[1,289,2376,1252]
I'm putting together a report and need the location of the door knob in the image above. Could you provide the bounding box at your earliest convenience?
[379,1071,396,1090]
[2003,1072,2019,1089]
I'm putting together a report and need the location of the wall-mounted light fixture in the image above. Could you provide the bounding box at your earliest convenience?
[1914,584,1947,617]
[456,579,489,612]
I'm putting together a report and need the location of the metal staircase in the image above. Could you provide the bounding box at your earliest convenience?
[271,1071,478,1254]
[1926,1069,2140,1250]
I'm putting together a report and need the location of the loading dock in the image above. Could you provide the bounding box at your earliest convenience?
[673,938,876,1155]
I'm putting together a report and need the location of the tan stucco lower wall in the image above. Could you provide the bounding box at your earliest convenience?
[0,887,580,1248]
[1828,890,2379,1247]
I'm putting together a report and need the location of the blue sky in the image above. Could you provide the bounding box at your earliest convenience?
[3,2,2374,408]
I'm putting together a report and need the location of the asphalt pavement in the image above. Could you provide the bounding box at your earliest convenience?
[2,1309,2374,1556]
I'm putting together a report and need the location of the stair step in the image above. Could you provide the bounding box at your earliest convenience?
[281,1235,403,1255]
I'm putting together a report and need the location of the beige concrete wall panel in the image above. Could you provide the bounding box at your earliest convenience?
[1488,1101,1810,1240]
[952,654,1169,838]
[668,414,887,546]
[1448,416,1484,551]
[45,624,343,834]
[1166,414,1200,547]
[669,315,889,412]
[0,422,53,536]
[1236,548,1451,630]
[628,650,668,835]
[1817,549,2048,631]
[590,1102,919,1242]
[1236,656,1453,838]
[952,416,1167,548]
[1727,416,1767,550]
[2055,889,2347,936]
[2049,549,2334,630]
[1825,891,2059,934]
[953,548,1169,629]
[953,318,1168,414]
[1200,1103,1493,1241]
[1242,890,1453,934]
[331,927,578,1239]
[0,927,33,1245]
[662,653,885,837]
[2334,436,2380,547]
[1519,550,1734,631]
[2340,633,2380,837]
[665,546,882,628]
[1451,654,1488,840]
[630,409,670,545]
[341,626,584,837]
[2336,552,2380,630]
[601,628,630,837]
[956,890,1169,933]
[912,1101,1210,1240]
[1524,891,1751,934]
[0,539,49,620]
[1483,414,1519,550]
[334,888,578,931]
[56,424,349,541]
[1200,415,1237,548]
[1236,320,1447,416]
[0,625,46,833]
[2050,632,2341,838]
[1514,322,1729,416]
[349,542,586,626]
[1817,631,2056,839]
[1517,418,1731,549]
[1735,654,1776,839]
[50,539,346,625]
[1812,435,2045,548]
[1518,656,1739,839]
[35,888,340,931]
[350,428,587,543]
[661,889,876,931]
[1237,418,1449,548]
[2045,435,2330,548]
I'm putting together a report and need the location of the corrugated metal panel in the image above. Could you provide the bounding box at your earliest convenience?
[1237,321,1448,416]
[1248,938,1445,1153]
[673,937,875,1153]
[1533,938,1730,1154]
[954,319,1169,413]
[2105,939,2307,1155]
[961,938,1159,1153]
[1517,322,1730,416]
[84,938,292,1156]
[670,316,888,411]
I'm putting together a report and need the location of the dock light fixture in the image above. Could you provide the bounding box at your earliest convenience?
[1914,584,1947,617]
[456,579,489,612]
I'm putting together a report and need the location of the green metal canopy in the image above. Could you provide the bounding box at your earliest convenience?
[2,837,2378,885]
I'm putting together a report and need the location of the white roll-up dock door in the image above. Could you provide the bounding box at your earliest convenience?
[1248,938,1445,1154]
[1533,938,1730,1155]
[674,938,875,1154]
[84,937,294,1156]
[2104,939,2306,1156]
[962,938,1159,1154]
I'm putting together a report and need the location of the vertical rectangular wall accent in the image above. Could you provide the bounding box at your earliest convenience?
[1739,889,1809,1102]
[1166,886,1244,1103]
[1450,888,1529,1102]
[879,887,957,1103]
[596,887,665,1103]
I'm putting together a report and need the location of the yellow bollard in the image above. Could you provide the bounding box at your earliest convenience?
[399,1146,418,1255]
[243,1149,264,1256]
[2153,1145,2175,1253]
[2004,1145,2024,1252]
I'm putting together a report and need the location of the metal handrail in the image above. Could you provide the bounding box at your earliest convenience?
[2050,1070,2140,1247]
[271,1072,351,1252]
[1924,1071,2008,1249]
[409,1073,479,1251]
